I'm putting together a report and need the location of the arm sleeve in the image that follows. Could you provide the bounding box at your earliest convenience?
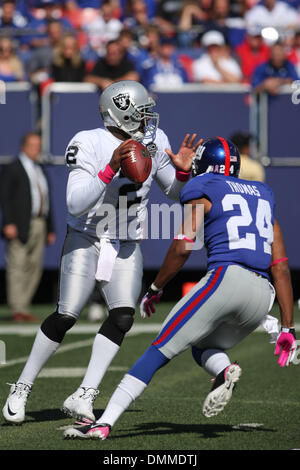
[153,133,189,201]
[65,132,108,217]
[67,170,107,217]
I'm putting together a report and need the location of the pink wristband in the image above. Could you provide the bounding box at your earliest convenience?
[176,169,190,182]
[174,234,195,243]
[98,164,116,184]
[270,257,288,267]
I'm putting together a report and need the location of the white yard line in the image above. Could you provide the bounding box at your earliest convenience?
[0,324,163,369]
[0,323,163,337]
[38,366,127,378]
[2,322,300,337]
[0,338,94,368]
[1,322,300,337]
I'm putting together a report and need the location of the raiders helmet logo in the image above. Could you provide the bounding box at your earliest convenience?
[113,93,130,111]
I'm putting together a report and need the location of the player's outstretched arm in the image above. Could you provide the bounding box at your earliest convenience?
[271,220,296,367]
[140,198,209,318]
[271,220,294,329]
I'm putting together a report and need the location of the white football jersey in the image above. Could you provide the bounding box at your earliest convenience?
[65,127,185,240]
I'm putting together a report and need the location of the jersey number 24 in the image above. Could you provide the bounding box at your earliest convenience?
[222,194,273,254]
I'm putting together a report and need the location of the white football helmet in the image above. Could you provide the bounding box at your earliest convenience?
[99,80,159,142]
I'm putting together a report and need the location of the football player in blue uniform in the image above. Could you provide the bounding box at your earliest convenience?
[64,137,296,440]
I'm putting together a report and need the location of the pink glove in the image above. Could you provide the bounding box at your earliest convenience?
[140,285,163,319]
[275,329,297,367]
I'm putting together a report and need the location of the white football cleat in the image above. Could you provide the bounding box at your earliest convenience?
[202,363,242,418]
[2,382,32,424]
[62,387,99,423]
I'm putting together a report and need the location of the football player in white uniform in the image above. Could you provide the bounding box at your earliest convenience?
[2,80,202,424]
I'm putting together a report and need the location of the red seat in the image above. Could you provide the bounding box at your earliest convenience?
[66,8,99,29]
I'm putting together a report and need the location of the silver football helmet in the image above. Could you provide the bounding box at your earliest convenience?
[99,80,159,142]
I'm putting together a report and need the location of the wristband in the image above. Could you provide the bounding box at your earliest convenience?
[174,234,195,243]
[98,164,116,184]
[270,257,288,268]
[175,169,190,182]
[281,327,296,338]
[150,283,161,292]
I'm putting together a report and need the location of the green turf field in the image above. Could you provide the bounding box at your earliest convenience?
[0,302,300,451]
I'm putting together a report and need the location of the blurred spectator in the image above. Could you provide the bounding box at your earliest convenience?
[245,0,299,32]
[177,0,206,47]
[179,0,205,30]
[123,0,151,31]
[252,41,299,94]
[230,131,266,181]
[0,0,28,45]
[118,28,150,77]
[141,24,161,58]
[0,0,27,28]
[204,0,232,42]
[85,38,139,90]
[142,35,189,89]
[0,36,24,81]
[204,0,248,48]
[193,30,242,83]
[84,1,123,57]
[155,0,184,35]
[13,1,35,21]
[0,133,55,322]
[121,0,157,19]
[28,19,63,85]
[51,32,86,81]
[287,30,300,77]
[236,26,270,83]
[25,0,71,48]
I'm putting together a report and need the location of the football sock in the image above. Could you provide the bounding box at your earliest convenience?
[80,334,120,390]
[127,345,169,384]
[200,349,231,377]
[96,373,147,427]
[18,329,60,386]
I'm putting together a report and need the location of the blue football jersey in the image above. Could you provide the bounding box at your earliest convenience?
[180,173,275,278]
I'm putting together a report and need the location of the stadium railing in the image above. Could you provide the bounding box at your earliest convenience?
[257,85,300,166]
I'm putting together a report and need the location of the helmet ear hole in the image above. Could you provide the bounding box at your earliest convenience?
[124,115,130,121]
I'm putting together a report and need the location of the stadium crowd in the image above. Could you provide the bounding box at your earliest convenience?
[0,0,299,92]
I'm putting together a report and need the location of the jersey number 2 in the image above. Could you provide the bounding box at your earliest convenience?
[222,194,273,254]
[66,145,78,165]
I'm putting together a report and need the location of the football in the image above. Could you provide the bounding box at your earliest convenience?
[121,140,152,183]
